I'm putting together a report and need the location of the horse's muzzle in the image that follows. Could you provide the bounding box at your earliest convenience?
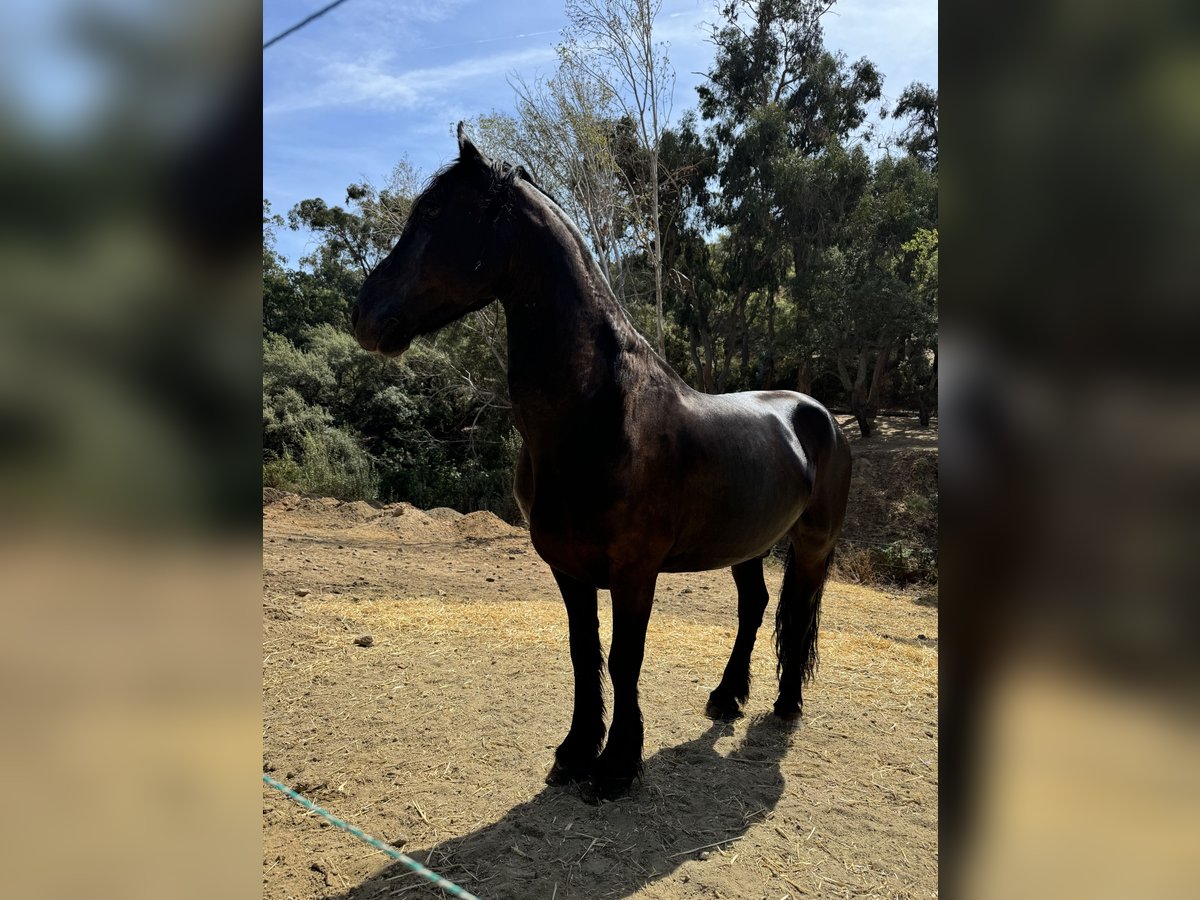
[354,312,410,357]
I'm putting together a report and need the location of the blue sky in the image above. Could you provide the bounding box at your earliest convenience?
[264,0,937,265]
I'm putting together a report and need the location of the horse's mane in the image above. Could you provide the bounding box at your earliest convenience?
[490,160,614,292]
[414,156,558,213]
[412,151,612,292]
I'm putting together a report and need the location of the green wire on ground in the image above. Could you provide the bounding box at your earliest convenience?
[263,773,481,900]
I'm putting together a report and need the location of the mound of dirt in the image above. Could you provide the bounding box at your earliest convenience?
[374,503,446,541]
[261,490,305,518]
[455,510,522,539]
[343,500,381,521]
[262,490,525,543]
[267,495,380,528]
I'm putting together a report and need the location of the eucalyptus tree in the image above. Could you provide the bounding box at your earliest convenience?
[892,82,938,172]
[699,0,881,392]
[810,155,937,436]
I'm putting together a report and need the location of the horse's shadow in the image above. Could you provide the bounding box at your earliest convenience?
[333,716,793,899]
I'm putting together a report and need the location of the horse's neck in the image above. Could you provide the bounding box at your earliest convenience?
[498,191,656,422]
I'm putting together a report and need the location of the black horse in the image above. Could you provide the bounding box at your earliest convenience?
[353,125,852,801]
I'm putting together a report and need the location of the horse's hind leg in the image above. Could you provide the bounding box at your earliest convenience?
[774,418,852,719]
[772,540,835,720]
[546,569,606,785]
[705,558,770,720]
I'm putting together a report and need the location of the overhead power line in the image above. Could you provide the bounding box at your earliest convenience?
[264,0,355,50]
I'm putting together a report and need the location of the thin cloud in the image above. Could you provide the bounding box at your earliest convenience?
[265,44,558,116]
[417,28,561,52]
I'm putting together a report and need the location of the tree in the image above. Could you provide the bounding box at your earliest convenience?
[892,82,938,172]
[810,155,937,436]
[563,0,675,354]
[264,199,351,342]
[263,200,292,333]
[654,114,726,389]
[897,227,938,425]
[287,167,418,279]
[699,0,882,393]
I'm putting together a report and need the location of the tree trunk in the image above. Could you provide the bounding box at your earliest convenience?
[835,350,871,438]
[651,147,665,356]
[850,350,874,439]
[866,339,893,413]
[918,345,938,426]
[718,336,733,392]
[765,285,777,385]
[852,402,873,439]
[796,355,813,395]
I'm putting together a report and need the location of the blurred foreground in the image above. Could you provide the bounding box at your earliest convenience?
[1,1,261,897]
[943,0,1200,895]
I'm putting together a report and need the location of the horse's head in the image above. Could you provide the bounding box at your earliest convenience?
[353,123,521,356]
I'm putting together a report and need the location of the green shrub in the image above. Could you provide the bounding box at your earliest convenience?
[832,540,937,587]
[262,427,379,500]
[262,454,304,493]
[294,427,379,500]
[874,541,938,585]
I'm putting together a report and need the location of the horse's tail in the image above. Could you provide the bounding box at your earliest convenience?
[774,401,851,718]
[775,544,834,691]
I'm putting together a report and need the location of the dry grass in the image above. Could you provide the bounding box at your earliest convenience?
[264,562,937,899]
[830,545,882,586]
[279,590,935,681]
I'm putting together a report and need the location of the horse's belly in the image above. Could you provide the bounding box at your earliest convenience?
[659,549,764,573]
[660,510,798,572]
[662,452,809,569]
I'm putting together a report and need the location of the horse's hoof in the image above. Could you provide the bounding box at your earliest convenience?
[581,750,641,803]
[772,696,803,721]
[581,772,635,804]
[704,693,744,721]
[546,756,593,786]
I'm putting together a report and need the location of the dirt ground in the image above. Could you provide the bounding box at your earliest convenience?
[263,494,938,899]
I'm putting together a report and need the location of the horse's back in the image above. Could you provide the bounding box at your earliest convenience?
[682,387,842,479]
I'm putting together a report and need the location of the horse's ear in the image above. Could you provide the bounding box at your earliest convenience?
[457,121,485,165]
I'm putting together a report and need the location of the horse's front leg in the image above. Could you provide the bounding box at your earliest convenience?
[586,571,657,802]
[546,569,605,785]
